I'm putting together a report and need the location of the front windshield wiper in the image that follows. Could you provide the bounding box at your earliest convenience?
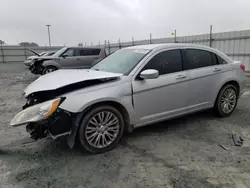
[94,68,99,71]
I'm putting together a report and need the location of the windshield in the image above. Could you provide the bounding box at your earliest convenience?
[52,47,67,57]
[91,49,150,75]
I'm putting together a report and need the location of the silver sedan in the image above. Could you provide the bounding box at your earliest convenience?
[11,43,246,153]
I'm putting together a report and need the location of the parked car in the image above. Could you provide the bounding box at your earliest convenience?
[29,47,106,75]
[24,51,55,67]
[10,44,246,153]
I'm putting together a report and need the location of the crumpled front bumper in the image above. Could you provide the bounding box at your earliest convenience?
[25,108,75,140]
[29,62,44,75]
[24,60,32,67]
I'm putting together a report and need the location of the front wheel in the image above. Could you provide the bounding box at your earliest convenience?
[214,84,238,117]
[78,105,124,153]
[43,66,58,75]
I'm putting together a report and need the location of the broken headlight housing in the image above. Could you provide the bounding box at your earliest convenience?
[10,98,62,127]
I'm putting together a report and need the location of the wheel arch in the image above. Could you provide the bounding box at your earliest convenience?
[66,100,133,148]
[214,80,240,105]
[42,60,61,69]
[83,100,132,133]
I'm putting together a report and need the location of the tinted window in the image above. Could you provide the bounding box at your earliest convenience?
[183,49,217,70]
[80,49,101,56]
[143,50,182,75]
[73,49,81,56]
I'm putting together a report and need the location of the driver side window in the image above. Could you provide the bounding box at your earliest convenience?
[63,48,74,57]
[143,49,182,75]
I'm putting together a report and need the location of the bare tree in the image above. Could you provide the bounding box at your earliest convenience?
[78,43,83,47]
[19,42,39,47]
[0,40,6,45]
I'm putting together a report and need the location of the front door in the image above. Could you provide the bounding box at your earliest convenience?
[59,48,80,68]
[132,49,189,125]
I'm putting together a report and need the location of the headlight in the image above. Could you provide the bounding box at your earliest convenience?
[10,98,61,127]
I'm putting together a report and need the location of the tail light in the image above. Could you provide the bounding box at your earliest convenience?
[240,64,245,72]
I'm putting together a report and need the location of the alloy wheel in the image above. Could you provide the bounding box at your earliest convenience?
[221,88,237,114]
[85,111,120,149]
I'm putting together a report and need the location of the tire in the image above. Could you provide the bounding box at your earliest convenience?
[78,105,124,153]
[214,84,238,117]
[43,66,58,75]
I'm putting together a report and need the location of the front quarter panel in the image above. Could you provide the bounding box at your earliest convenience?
[42,60,61,69]
[59,80,136,123]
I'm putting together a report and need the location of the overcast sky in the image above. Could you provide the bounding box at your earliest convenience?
[0,0,249,46]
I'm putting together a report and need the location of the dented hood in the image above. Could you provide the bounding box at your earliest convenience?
[24,69,122,97]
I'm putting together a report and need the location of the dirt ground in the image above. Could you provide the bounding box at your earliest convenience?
[1,63,250,188]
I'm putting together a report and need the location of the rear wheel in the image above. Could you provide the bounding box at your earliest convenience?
[43,66,58,75]
[78,105,124,153]
[214,84,238,117]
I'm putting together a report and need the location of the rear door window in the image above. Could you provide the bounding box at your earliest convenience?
[143,49,182,75]
[217,55,227,64]
[80,49,101,56]
[182,49,217,70]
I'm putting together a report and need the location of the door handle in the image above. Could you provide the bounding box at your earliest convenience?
[213,68,222,72]
[76,58,80,60]
[176,75,187,80]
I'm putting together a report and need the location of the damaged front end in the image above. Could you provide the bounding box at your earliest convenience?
[29,60,45,75]
[11,72,120,145]
[26,108,74,140]
[10,97,74,140]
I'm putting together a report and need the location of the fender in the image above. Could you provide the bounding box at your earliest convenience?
[65,99,133,148]
[42,60,61,69]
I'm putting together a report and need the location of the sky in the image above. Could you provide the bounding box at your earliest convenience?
[0,0,249,46]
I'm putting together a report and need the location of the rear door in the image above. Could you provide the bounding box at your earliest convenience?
[182,49,231,110]
[76,48,102,68]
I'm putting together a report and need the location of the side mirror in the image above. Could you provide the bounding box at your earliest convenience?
[140,69,159,79]
[62,54,68,58]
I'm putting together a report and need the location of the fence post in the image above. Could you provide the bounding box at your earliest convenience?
[23,44,27,59]
[174,30,177,43]
[108,41,110,54]
[132,36,134,46]
[0,43,4,63]
[209,25,213,47]
[150,33,152,44]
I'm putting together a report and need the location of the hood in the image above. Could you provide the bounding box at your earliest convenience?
[24,69,122,97]
[27,48,40,56]
[27,56,38,60]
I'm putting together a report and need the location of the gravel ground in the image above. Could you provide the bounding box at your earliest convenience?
[1,63,250,188]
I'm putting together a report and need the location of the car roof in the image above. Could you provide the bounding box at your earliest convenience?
[125,43,232,63]
[67,46,104,49]
[125,43,214,51]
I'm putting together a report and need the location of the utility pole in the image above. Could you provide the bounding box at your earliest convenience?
[46,25,51,46]
[209,25,213,47]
